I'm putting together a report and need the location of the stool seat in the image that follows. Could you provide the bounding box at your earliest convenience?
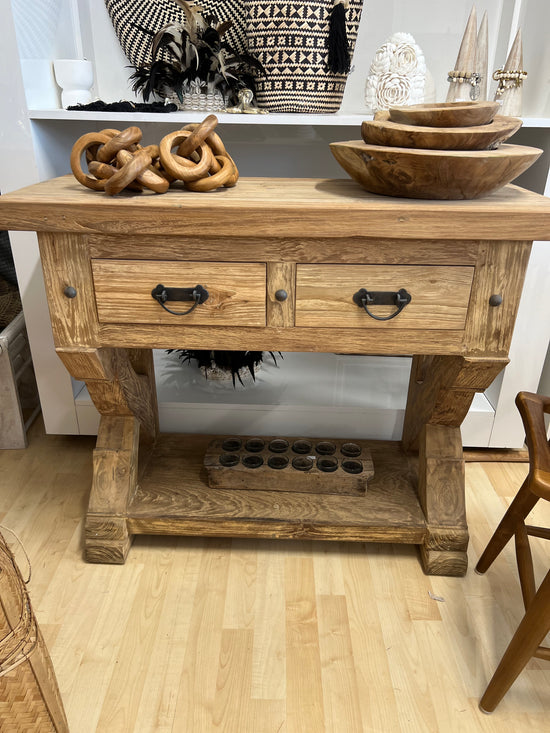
[476,391,550,713]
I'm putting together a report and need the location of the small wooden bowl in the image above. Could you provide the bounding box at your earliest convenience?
[388,101,500,128]
[329,141,542,200]
[362,113,522,150]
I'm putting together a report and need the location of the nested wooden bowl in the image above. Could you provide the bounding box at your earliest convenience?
[329,141,542,200]
[388,101,500,127]
[362,112,522,150]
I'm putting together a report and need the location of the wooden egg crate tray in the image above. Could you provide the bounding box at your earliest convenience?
[204,436,375,496]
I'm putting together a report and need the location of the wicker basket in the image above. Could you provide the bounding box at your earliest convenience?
[244,0,364,112]
[0,532,69,732]
[105,0,248,65]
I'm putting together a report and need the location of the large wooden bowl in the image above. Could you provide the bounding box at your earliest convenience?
[329,141,542,200]
[388,101,500,127]
[362,113,522,150]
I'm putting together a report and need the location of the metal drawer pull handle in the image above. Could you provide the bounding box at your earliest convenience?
[352,287,412,321]
[151,283,209,315]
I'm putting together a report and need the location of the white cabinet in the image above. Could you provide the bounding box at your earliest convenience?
[1,0,549,446]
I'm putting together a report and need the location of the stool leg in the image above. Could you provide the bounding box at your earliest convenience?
[476,479,538,574]
[515,522,537,609]
[480,569,550,713]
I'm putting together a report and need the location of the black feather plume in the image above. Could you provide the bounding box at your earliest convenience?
[167,350,282,387]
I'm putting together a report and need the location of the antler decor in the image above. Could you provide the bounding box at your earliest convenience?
[70,115,238,195]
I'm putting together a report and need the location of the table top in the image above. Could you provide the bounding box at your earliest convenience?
[1,176,550,240]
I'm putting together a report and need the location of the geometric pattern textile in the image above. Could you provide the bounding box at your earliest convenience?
[244,0,364,112]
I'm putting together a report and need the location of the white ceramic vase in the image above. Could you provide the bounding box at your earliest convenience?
[53,59,93,108]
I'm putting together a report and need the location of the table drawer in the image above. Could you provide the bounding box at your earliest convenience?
[92,260,266,326]
[295,265,474,329]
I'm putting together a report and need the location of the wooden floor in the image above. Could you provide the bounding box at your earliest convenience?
[0,419,548,733]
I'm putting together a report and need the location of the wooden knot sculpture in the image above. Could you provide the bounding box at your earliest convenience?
[70,115,239,195]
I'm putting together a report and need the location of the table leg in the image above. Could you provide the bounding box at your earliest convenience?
[86,415,140,563]
[403,355,508,575]
[56,347,158,563]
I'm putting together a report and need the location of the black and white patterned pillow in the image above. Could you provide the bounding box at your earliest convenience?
[104,0,248,68]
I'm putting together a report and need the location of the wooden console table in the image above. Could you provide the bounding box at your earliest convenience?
[2,176,549,576]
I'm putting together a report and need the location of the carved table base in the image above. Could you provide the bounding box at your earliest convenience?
[74,349,507,576]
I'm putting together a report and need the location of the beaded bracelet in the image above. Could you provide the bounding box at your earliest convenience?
[446,70,482,100]
[493,68,527,97]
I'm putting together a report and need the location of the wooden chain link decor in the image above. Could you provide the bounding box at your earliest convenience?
[70,114,239,195]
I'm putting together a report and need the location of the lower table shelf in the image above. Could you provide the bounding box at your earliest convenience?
[127,435,427,544]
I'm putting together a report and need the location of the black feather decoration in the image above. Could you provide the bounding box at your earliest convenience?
[128,2,265,107]
[67,100,178,113]
[167,350,282,387]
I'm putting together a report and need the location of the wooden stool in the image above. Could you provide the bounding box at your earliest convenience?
[476,391,550,713]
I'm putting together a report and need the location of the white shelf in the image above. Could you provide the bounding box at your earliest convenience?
[27,109,550,128]
[521,118,550,128]
[28,109,372,126]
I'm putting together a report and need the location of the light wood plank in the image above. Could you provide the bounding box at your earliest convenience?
[37,231,99,348]
[369,544,440,731]
[223,540,257,629]
[127,434,427,544]
[171,538,231,731]
[134,538,203,732]
[341,547,402,732]
[97,321,469,355]
[266,261,296,327]
[212,628,254,730]
[59,563,144,733]
[2,419,550,732]
[251,541,286,701]
[93,546,173,732]
[464,241,533,355]
[285,556,325,732]
[318,594,363,733]
[2,176,550,240]
[88,233,481,265]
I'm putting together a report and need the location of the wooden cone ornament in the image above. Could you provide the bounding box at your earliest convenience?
[446,6,480,102]
[476,11,489,100]
[494,29,526,116]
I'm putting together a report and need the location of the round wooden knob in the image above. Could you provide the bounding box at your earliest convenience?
[275,289,288,302]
